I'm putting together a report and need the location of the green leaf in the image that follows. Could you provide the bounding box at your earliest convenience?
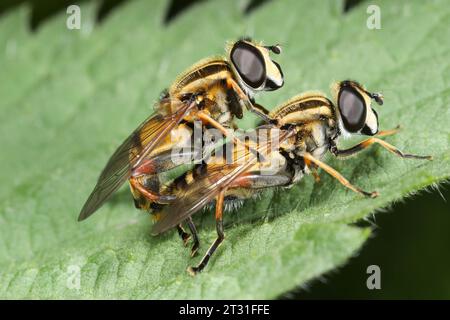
[0,0,448,299]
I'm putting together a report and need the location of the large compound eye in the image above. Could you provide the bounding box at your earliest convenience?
[338,86,367,133]
[231,41,266,89]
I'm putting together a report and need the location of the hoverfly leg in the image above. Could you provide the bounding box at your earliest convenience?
[304,158,321,183]
[132,158,156,176]
[250,102,275,124]
[129,176,175,203]
[177,224,191,246]
[303,152,379,198]
[186,216,200,257]
[226,77,274,124]
[250,101,280,125]
[376,125,401,137]
[369,138,432,160]
[226,77,252,106]
[131,147,198,203]
[230,172,293,189]
[331,136,432,160]
[187,191,225,276]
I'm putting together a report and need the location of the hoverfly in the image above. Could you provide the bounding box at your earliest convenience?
[78,38,284,221]
[149,80,432,275]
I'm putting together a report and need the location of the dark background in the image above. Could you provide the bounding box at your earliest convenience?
[2,0,448,299]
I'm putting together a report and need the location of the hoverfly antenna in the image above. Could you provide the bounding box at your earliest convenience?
[371,92,384,105]
[266,44,282,55]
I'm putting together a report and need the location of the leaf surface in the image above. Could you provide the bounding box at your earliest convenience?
[0,0,448,299]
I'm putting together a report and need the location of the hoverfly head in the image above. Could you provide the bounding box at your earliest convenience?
[228,39,284,94]
[332,80,381,136]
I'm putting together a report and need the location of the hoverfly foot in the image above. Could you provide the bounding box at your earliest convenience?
[360,190,379,198]
[369,191,379,198]
[187,266,200,276]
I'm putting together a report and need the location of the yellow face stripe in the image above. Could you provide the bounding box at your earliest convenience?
[262,51,283,87]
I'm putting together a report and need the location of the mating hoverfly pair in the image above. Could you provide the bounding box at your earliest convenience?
[79,39,431,275]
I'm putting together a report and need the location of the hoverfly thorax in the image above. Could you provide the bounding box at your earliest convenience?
[332,80,383,137]
[228,39,284,96]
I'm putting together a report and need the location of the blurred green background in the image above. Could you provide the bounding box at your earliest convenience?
[1,0,448,299]
[296,187,450,299]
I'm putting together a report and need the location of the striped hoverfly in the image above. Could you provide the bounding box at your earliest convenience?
[145,80,432,275]
[78,38,284,221]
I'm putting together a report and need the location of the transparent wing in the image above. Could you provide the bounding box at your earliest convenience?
[151,128,294,234]
[78,100,196,221]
